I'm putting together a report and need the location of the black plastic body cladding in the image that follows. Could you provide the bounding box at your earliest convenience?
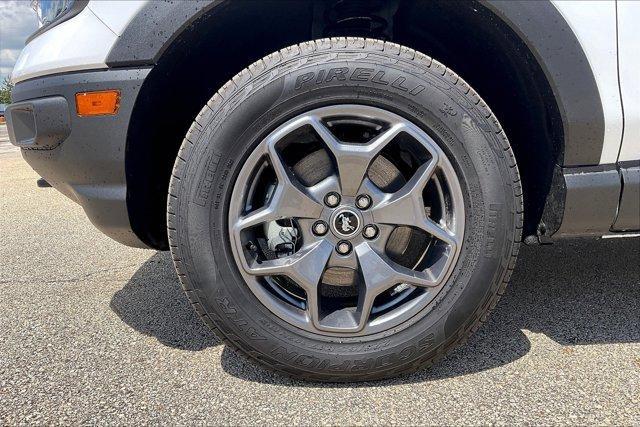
[108,0,605,167]
[484,1,605,166]
[11,68,151,247]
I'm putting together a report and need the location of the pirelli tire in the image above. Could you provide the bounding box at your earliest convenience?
[168,37,523,382]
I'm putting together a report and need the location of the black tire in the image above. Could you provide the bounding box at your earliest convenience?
[168,37,523,381]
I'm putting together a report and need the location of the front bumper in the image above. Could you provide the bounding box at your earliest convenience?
[7,68,150,248]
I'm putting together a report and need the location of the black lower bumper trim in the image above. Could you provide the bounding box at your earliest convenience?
[6,96,70,149]
[552,163,640,237]
[554,165,620,237]
[612,162,640,231]
[9,68,151,248]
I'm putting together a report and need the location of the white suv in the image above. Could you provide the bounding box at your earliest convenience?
[7,0,639,381]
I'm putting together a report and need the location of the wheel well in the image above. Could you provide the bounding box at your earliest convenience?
[126,0,562,249]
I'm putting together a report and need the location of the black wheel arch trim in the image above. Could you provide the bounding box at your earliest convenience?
[107,0,605,168]
[105,0,220,67]
[483,1,605,167]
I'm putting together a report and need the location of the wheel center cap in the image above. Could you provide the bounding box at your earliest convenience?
[330,208,361,238]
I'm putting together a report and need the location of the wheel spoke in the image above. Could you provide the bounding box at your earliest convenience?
[245,239,333,329]
[306,174,340,204]
[309,117,405,196]
[234,144,324,231]
[246,240,333,290]
[371,158,457,248]
[354,242,436,330]
[305,287,322,329]
[422,217,458,248]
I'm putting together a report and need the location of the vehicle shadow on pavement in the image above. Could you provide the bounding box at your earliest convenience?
[111,237,639,385]
[220,237,640,386]
[110,252,221,350]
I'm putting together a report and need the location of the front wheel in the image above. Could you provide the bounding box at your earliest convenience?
[168,38,523,381]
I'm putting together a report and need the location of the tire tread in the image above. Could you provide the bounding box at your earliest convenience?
[167,37,523,381]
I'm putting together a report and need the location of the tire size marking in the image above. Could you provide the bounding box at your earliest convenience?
[485,204,502,259]
[214,158,234,210]
[194,151,221,207]
[258,317,394,353]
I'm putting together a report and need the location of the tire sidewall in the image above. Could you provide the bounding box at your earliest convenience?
[173,50,517,379]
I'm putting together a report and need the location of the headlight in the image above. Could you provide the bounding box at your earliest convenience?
[27,0,87,41]
[30,0,85,29]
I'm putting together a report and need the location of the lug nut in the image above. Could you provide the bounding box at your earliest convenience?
[336,240,352,255]
[362,224,379,239]
[324,192,341,208]
[355,194,372,210]
[312,220,328,236]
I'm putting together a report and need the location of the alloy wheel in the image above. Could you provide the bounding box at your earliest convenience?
[229,105,465,336]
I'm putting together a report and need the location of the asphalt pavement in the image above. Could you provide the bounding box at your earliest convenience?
[1,138,639,425]
[0,123,19,155]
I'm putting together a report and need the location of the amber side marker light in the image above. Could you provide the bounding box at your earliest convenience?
[75,90,120,116]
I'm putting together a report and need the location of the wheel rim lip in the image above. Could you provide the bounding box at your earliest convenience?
[228,104,465,338]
